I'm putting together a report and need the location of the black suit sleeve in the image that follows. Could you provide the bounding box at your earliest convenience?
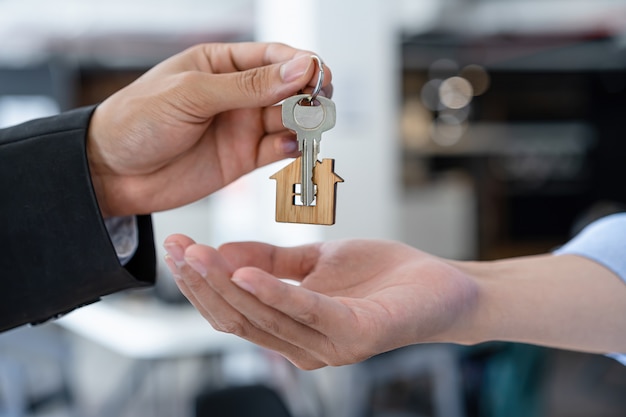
[0,106,156,333]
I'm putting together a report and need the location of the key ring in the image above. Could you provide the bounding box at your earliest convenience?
[308,55,324,103]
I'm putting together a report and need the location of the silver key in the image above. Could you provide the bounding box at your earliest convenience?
[282,94,336,206]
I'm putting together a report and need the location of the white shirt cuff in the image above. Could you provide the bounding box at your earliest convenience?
[104,216,138,266]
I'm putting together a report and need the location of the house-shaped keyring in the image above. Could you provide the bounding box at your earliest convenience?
[270,157,343,225]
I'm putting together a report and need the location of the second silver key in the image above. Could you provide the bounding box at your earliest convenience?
[282,94,336,206]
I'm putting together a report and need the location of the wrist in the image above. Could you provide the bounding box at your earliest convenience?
[456,254,626,354]
[432,259,495,346]
[454,258,520,346]
[86,106,114,218]
[451,256,557,347]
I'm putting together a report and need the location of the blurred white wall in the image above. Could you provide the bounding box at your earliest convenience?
[0,0,254,65]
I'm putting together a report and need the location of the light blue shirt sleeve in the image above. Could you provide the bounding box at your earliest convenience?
[553,212,626,364]
[104,216,138,266]
[553,212,626,282]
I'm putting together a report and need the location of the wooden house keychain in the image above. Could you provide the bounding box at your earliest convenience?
[270,55,343,225]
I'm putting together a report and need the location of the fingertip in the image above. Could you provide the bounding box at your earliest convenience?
[183,243,217,266]
[280,55,313,83]
[164,234,196,266]
[274,135,299,156]
[164,254,182,280]
[164,233,196,248]
[184,255,208,278]
[184,243,236,278]
[321,83,333,99]
[232,276,257,295]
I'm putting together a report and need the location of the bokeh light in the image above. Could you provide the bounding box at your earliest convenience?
[460,64,491,96]
[439,76,473,109]
[420,78,444,111]
[431,114,467,147]
[418,59,491,147]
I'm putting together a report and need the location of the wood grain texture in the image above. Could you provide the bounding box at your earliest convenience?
[270,157,343,225]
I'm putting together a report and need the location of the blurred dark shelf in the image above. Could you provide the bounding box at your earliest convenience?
[402,32,626,71]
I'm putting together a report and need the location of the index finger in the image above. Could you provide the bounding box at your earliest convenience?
[151,42,333,96]
[217,42,313,70]
[212,42,331,81]
[201,43,333,93]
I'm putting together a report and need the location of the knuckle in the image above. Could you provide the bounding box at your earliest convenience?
[161,71,216,118]
[251,316,281,334]
[295,296,322,327]
[236,68,266,98]
[170,71,203,96]
[298,310,321,327]
[184,43,206,57]
[180,272,206,294]
[215,319,247,337]
[158,72,200,105]
[176,70,202,85]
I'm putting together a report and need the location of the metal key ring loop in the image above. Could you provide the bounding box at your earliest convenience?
[309,55,324,103]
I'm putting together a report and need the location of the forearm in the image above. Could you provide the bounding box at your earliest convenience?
[457,254,626,353]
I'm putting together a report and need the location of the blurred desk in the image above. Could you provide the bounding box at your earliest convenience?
[56,295,254,417]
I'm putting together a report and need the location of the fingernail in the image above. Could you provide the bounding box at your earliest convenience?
[185,256,207,278]
[277,136,298,154]
[280,55,311,83]
[164,255,182,280]
[164,242,185,267]
[232,277,256,295]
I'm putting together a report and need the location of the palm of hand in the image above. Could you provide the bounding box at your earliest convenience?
[297,240,477,357]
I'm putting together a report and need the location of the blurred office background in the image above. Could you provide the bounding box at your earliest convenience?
[1,0,626,416]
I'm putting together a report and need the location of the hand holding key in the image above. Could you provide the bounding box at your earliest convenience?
[88,43,332,218]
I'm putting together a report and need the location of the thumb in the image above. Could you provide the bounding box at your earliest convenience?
[199,54,315,112]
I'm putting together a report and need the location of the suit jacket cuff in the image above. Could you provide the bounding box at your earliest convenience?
[0,106,156,332]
